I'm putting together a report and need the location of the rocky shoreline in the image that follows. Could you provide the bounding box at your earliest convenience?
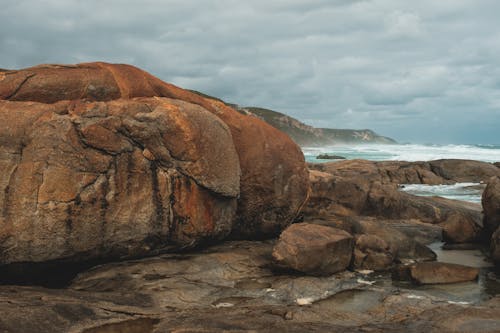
[0,63,499,332]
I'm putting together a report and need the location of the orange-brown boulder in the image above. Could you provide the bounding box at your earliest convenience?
[0,62,309,265]
[0,98,240,264]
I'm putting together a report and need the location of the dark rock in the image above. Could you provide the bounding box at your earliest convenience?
[491,227,500,264]
[272,223,353,276]
[316,154,346,160]
[442,243,482,250]
[483,176,500,235]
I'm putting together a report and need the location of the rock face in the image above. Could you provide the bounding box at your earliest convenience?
[0,62,309,265]
[404,262,479,285]
[272,223,353,276]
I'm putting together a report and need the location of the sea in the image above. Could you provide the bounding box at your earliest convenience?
[303,143,500,203]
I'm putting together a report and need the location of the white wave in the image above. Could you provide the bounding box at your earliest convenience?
[399,183,483,203]
[303,143,500,163]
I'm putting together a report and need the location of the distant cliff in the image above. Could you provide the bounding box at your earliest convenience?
[189,91,396,146]
[238,107,396,146]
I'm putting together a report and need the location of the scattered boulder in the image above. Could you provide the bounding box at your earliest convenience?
[394,262,479,285]
[482,176,500,235]
[316,154,346,160]
[272,223,353,276]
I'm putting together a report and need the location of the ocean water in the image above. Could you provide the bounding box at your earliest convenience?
[303,143,500,203]
[399,183,484,203]
[303,143,500,163]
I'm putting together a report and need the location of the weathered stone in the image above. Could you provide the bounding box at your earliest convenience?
[0,62,310,240]
[0,98,240,265]
[272,223,353,276]
[409,262,479,284]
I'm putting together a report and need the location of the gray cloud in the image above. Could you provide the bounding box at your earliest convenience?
[1,0,499,143]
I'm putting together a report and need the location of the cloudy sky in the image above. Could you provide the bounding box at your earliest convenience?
[1,0,499,143]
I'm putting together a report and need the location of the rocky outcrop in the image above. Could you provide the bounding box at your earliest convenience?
[272,223,353,276]
[395,262,479,285]
[306,162,485,243]
[0,62,309,267]
[310,159,500,186]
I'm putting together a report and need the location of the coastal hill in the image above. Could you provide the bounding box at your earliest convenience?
[239,106,397,146]
[189,91,396,146]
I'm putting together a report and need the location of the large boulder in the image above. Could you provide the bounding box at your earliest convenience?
[0,98,241,264]
[0,63,309,266]
[272,223,353,276]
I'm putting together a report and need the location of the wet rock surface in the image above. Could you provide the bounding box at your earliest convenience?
[0,240,498,333]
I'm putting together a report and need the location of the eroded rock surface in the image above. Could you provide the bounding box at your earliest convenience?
[0,98,240,265]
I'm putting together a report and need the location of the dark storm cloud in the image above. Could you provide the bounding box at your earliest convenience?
[1,0,499,143]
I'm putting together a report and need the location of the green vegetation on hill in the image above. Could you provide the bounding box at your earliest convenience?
[187,90,396,146]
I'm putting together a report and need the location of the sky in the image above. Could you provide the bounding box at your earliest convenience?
[1,0,499,144]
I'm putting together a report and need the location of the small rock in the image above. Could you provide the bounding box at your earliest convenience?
[272,223,353,276]
[407,262,479,285]
[316,154,346,160]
